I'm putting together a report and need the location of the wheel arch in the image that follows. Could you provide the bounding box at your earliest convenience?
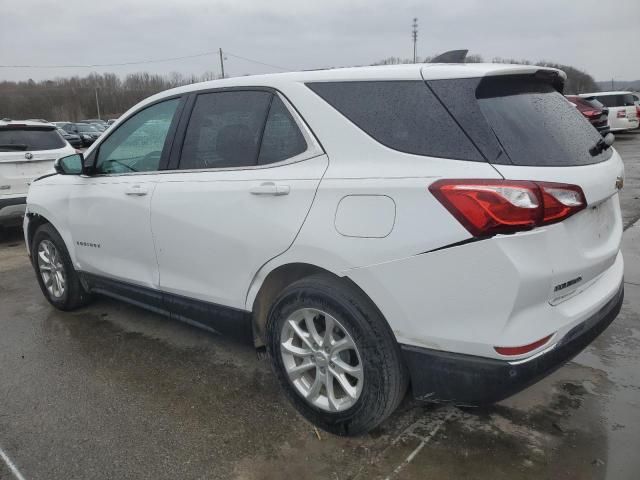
[249,261,391,348]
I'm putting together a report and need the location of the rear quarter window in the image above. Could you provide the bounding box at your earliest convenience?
[306,81,483,161]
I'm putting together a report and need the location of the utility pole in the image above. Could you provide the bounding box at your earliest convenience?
[412,18,418,63]
[219,48,225,79]
[95,87,101,119]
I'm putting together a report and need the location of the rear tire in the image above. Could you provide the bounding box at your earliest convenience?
[266,273,408,435]
[31,223,91,311]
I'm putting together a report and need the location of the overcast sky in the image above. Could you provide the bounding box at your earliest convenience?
[1,0,638,82]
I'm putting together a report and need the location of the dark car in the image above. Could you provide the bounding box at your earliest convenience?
[80,118,107,127]
[565,95,609,136]
[61,122,102,147]
[56,127,82,148]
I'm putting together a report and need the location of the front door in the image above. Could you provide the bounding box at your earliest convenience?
[68,98,182,292]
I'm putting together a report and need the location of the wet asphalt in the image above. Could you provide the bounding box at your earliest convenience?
[0,131,639,480]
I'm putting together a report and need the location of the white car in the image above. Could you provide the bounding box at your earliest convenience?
[24,64,625,435]
[580,91,639,132]
[0,120,75,226]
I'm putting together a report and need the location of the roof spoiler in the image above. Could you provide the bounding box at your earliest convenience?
[429,50,468,63]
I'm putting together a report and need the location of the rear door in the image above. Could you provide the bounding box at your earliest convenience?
[0,126,70,198]
[151,89,327,319]
[427,73,623,303]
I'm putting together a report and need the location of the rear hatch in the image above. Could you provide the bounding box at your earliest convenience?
[0,125,67,197]
[425,71,623,303]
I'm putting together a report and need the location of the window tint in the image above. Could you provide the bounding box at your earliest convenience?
[595,94,634,108]
[258,96,307,164]
[95,99,179,174]
[306,81,482,161]
[580,97,605,109]
[0,127,66,151]
[476,78,611,166]
[179,91,272,169]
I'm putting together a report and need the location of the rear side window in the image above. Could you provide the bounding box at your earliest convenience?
[258,96,307,165]
[0,128,66,151]
[180,91,272,169]
[476,78,611,166]
[306,81,483,161]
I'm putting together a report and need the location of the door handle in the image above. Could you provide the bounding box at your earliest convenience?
[125,184,148,196]
[249,182,290,196]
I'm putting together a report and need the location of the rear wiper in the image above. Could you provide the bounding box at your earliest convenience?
[589,133,615,156]
[0,143,28,151]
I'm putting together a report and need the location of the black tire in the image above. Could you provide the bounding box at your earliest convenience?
[31,223,91,311]
[266,273,408,436]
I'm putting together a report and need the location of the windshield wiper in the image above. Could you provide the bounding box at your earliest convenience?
[589,133,615,157]
[0,143,29,151]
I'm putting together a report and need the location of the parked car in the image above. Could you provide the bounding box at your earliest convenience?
[60,122,102,146]
[80,118,107,127]
[0,120,75,226]
[25,64,624,435]
[89,123,107,132]
[56,127,83,149]
[633,93,640,123]
[580,91,639,132]
[26,119,53,124]
[565,95,609,135]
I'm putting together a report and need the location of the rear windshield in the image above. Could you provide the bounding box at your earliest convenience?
[0,127,66,151]
[306,81,483,161]
[475,77,612,166]
[596,94,635,108]
[580,97,605,109]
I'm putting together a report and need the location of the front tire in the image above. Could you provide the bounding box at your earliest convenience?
[31,223,91,311]
[266,274,408,435]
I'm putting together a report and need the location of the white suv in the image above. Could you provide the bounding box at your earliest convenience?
[0,120,75,226]
[24,64,625,435]
[579,91,639,132]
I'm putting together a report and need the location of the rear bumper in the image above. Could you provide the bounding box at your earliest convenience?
[401,281,624,405]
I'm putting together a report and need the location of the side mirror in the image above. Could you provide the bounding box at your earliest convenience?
[54,153,84,175]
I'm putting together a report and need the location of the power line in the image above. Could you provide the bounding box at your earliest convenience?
[223,51,289,71]
[0,50,218,69]
[0,50,290,72]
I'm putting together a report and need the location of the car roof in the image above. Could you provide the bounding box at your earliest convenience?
[140,62,561,100]
[108,63,563,131]
[0,120,56,129]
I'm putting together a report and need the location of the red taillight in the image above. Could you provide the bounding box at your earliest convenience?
[429,179,586,238]
[617,110,627,118]
[494,334,553,356]
[582,109,599,118]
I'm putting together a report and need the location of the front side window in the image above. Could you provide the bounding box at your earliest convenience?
[179,91,272,170]
[94,98,179,174]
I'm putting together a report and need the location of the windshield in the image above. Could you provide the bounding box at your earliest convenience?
[475,77,612,166]
[76,124,99,132]
[0,127,66,151]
